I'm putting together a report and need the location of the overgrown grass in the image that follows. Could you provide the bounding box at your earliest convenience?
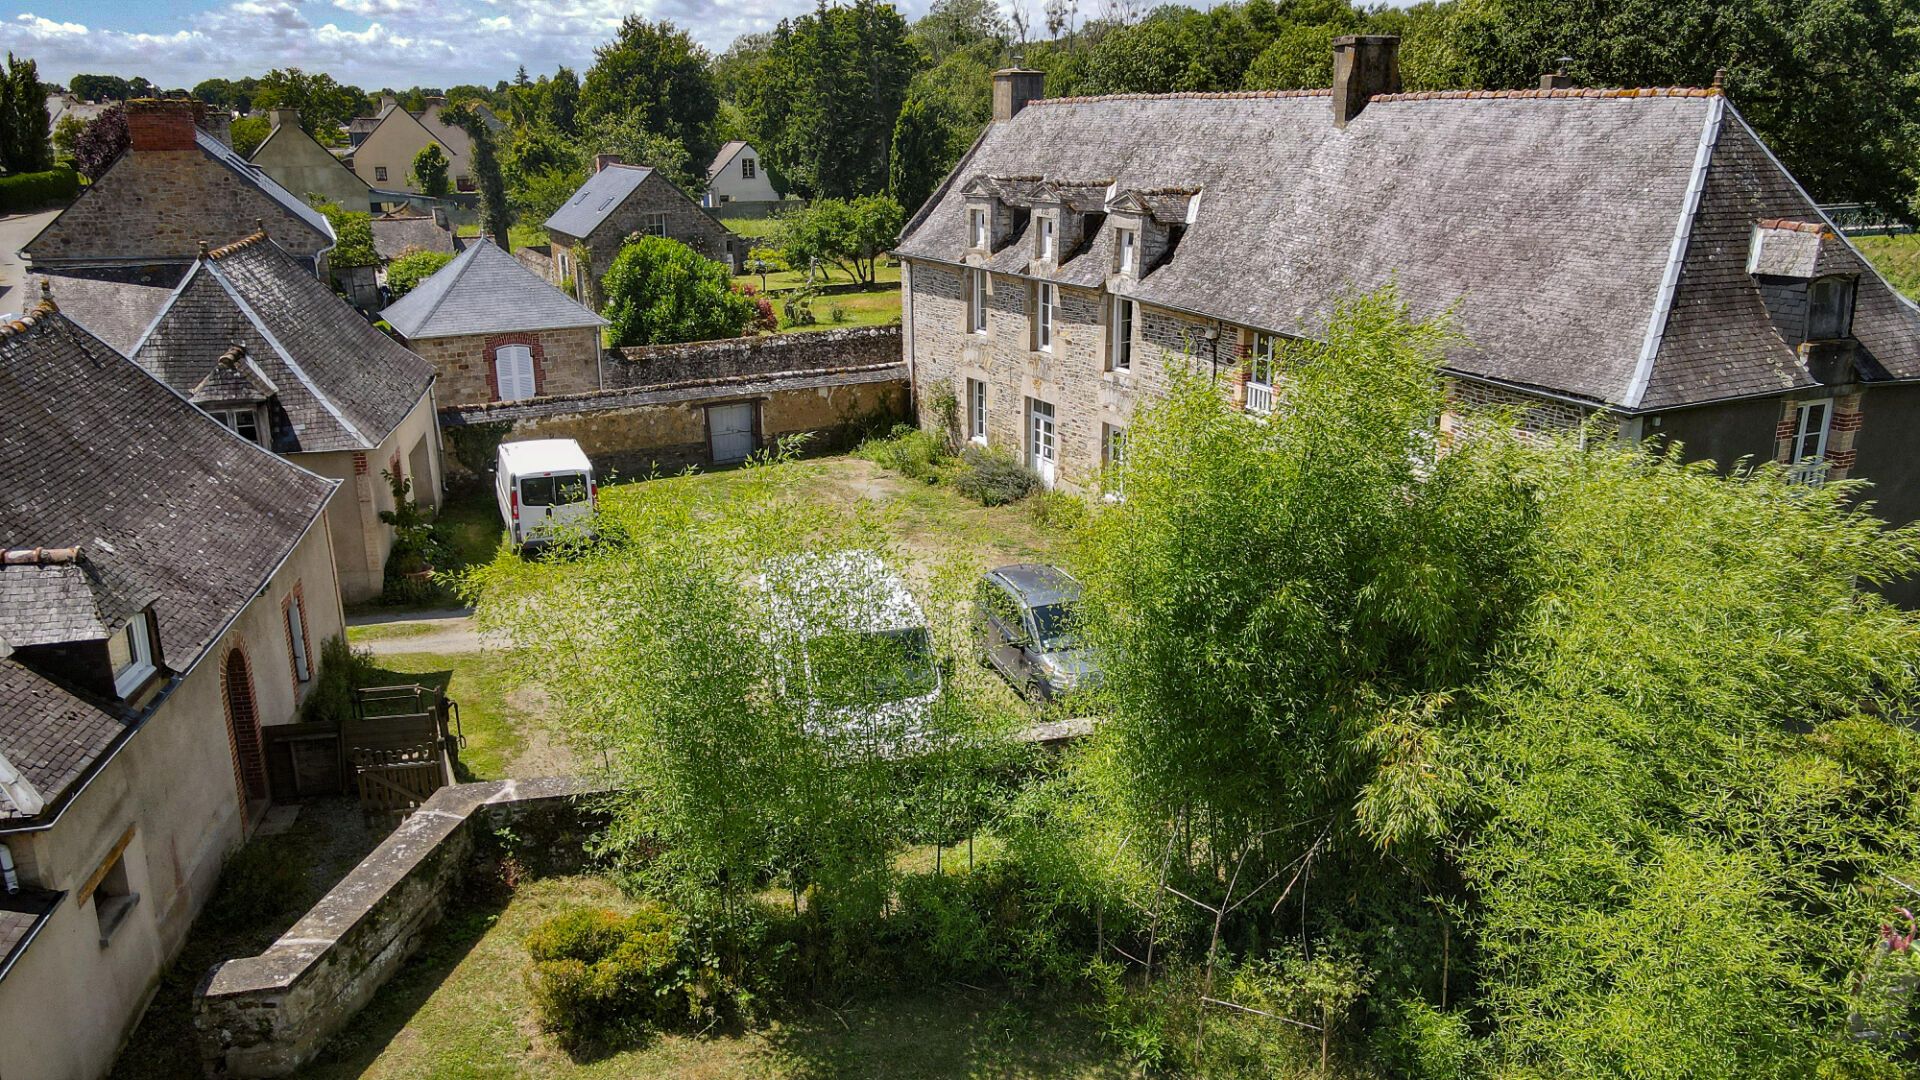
[352,651,533,781]
[776,286,901,332]
[1856,232,1920,300]
[456,221,551,250]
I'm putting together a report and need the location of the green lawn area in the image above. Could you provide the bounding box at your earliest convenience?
[1855,232,1920,300]
[299,876,1127,1080]
[724,215,786,241]
[352,649,546,781]
[456,222,551,250]
[775,286,901,333]
[737,260,902,293]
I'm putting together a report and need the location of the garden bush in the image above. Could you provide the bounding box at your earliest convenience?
[952,445,1038,506]
[0,165,78,212]
[386,249,454,300]
[855,424,951,484]
[297,635,377,726]
[526,904,691,1047]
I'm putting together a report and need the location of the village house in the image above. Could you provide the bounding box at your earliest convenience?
[896,39,1920,564]
[348,95,503,200]
[371,207,462,266]
[0,301,344,1080]
[544,156,738,307]
[702,140,784,209]
[381,239,606,406]
[23,98,332,270]
[248,106,373,213]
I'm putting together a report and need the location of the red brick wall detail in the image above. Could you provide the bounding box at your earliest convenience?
[483,333,549,401]
[128,100,201,152]
[220,646,269,811]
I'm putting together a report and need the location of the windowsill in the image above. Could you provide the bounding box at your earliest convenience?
[970,435,988,447]
[112,660,157,700]
[96,892,139,947]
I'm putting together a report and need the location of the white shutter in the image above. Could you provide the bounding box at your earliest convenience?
[495,345,535,401]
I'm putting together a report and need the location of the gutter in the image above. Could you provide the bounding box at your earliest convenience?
[0,892,65,982]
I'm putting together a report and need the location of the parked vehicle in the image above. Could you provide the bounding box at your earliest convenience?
[760,550,942,746]
[975,564,1098,701]
[495,439,597,551]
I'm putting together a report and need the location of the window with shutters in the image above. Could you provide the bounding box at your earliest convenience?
[494,344,537,402]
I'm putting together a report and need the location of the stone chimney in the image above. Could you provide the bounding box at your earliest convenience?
[196,110,232,148]
[377,93,397,112]
[992,66,1046,123]
[127,99,201,152]
[271,107,300,131]
[1332,35,1401,128]
[1540,60,1575,91]
[593,153,623,174]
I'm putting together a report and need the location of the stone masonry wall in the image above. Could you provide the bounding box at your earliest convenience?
[551,169,736,305]
[406,325,602,406]
[194,778,600,1079]
[607,326,901,389]
[1443,378,1615,443]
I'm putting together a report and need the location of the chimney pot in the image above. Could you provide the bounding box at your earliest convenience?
[1331,35,1401,129]
[992,67,1046,123]
[197,109,233,149]
[593,153,623,174]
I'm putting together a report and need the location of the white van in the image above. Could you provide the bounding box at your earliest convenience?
[495,439,597,551]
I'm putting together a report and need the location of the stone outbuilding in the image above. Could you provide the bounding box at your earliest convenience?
[122,233,444,603]
[543,157,737,307]
[0,302,343,1080]
[248,106,373,213]
[382,239,607,407]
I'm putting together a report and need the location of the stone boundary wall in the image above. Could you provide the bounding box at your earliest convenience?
[606,325,901,390]
[194,778,601,1078]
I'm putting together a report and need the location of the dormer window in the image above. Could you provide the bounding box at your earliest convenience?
[969,209,988,250]
[1038,216,1056,261]
[1117,229,1137,275]
[1807,276,1855,341]
[210,407,262,445]
[108,615,156,699]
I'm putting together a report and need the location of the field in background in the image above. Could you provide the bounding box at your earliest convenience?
[1856,233,1920,301]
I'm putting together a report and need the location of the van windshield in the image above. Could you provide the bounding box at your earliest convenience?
[520,472,589,507]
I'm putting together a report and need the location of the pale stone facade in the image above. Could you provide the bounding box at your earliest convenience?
[249,108,372,213]
[0,525,343,1080]
[549,168,737,307]
[403,325,604,406]
[299,391,444,604]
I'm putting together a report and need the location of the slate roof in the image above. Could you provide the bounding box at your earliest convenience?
[707,140,748,180]
[371,213,461,262]
[27,269,183,356]
[897,90,1920,412]
[133,234,438,453]
[380,239,606,340]
[543,163,655,240]
[188,345,278,405]
[0,889,60,982]
[0,548,159,649]
[0,304,335,823]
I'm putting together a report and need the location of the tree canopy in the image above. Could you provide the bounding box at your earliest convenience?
[599,235,757,346]
[776,195,904,285]
[580,17,719,177]
[411,142,452,198]
[0,53,51,175]
[251,68,369,146]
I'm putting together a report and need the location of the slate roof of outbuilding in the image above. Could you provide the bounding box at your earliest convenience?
[26,270,182,356]
[379,239,606,340]
[133,234,437,452]
[897,91,1920,412]
[370,213,461,262]
[543,163,654,240]
[0,305,335,823]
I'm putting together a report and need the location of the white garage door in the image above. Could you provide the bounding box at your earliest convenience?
[709,402,756,463]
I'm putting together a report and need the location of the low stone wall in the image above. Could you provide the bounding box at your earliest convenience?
[194,778,601,1078]
[606,325,900,389]
[440,361,910,480]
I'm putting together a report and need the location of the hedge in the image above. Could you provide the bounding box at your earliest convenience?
[0,166,79,212]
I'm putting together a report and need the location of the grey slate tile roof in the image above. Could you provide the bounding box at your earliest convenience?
[134,235,438,453]
[0,306,335,822]
[379,239,606,340]
[543,163,654,240]
[0,549,158,649]
[29,269,186,356]
[371,213,461,262]
[897,91,1920,411]
[0,889,60,981]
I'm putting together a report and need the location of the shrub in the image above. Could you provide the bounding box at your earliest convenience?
[1027,488,1088,532]
[386,249,454,300]
[0,165,78,212]
[855,425,951,484]
[602,235,756,346]
[298,635,378,726]
[203,837,307,930]
[527,904,686,1047]
[953,445,1038,506]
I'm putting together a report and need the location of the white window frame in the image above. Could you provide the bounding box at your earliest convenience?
[969,208,988,249]
[1247,332,1279,415]
[210,407,263,445]
[1117,228,1137,274]
[643,211,669,238]
[968,270,988,335]
[1036,282,1055,352]
[109,616,156,699]
[286,592,310,683]
[1788,398,1832,484]
[1039,216,1055,261]
[1109,297,1134,372]
[967,378,987,444]
[494,344,537,402]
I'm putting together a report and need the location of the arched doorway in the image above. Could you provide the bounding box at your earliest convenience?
[222,648,268,814]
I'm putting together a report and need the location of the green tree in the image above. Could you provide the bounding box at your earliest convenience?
[737,0,925,199]
[573,112,695,192]
[69,74,135,102]
[912,0,1009,63]
[253,68,368,146]
[311,199,377,268]
[51,115,85,160]
[411,142,452,197]
[0,54,50,174]
[888,89,955,215]
[443,101,511,250]
[385,249,454,299]
[599,236,756,345]
[778,195,904,284]
[229,114,270,157]
[579,17,718,172]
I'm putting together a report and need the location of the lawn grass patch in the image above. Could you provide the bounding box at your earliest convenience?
[1855,232,1920,300]
[360,651,531,781]
[776,286,900,332]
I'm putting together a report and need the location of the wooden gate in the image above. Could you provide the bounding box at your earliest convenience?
[347,684,462,824]
[350,744,446,824]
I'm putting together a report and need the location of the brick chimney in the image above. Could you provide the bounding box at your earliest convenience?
[271,107,300,131]
[992,66,1045,123]
[594,153,623,174]
[1332,35,1401,128]
[127,99,201,152]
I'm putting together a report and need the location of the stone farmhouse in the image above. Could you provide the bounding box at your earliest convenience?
[349,95,503,199]
[897,38,1920,550]
[248,106,373,213]
[23,99,333,270]
[544,156,738,307]
[703,140,784,209]
[0,302,344,1080]
[382,239,607,405]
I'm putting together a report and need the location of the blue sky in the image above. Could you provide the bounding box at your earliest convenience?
[6,0,945,90]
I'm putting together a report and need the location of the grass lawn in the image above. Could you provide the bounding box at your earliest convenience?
[300,876,1128,1080]
[1855,233,1920,300]
[737,261,902,293]
[456,222,551,250]
[775,286,901,333]
[724,215,786,241]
